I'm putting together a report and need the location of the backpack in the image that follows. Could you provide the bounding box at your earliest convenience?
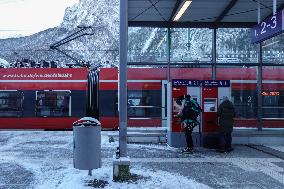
[182,99,201,121]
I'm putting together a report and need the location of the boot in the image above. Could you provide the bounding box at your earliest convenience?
[225,147,234,152]
[182,147,193,154]
[216,146,226,153]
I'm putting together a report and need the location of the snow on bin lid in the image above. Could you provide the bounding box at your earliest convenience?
[73,117,101,126]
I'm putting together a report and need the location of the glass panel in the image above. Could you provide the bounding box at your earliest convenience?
[231,89,257,119]
[262,33,284,64]
[99,90,118,117]
[262,66,284,128]
[171,28,212,62]
[262,90,284,118]
[217,28,257,63]
[0,91,23,117]
[170,66,212,80]
[128,27,168,63]
[217,65,258,128]
[128,90,161,117]
[36,91,70,117]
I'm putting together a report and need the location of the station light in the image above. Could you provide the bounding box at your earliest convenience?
[173,0,192,21]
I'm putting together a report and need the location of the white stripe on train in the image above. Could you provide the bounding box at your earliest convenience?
[100,80,284,84]
[0,80,87,82]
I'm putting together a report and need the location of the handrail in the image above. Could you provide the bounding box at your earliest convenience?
[262,106,284,109]
[261,118,284,120]
[128,105,165,108]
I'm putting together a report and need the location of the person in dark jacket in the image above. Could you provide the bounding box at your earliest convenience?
[217,96,235,153]
[175,95,201,153]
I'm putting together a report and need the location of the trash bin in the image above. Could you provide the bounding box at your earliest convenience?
[73,117,101,171]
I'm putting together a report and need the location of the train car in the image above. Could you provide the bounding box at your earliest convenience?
[99,67,284,129]
[0,68,98,129]
[1,67,283,130]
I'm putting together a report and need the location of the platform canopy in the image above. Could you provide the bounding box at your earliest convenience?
[128,0,284,28]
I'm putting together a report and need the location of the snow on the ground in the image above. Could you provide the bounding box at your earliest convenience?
[266,145,284,153]
[0,131,212,189]
[41,166,211,189]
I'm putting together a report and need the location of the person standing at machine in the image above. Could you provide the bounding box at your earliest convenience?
[217,96,235,153]
[175,95,202,154]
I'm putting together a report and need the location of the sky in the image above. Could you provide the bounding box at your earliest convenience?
[0,0,79,39]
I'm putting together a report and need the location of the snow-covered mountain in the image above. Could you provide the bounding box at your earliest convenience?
[0,0,119,67]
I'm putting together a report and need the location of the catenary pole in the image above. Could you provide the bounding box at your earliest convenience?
[119,0,128,157]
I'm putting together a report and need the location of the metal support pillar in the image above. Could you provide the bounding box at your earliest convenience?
[119,0,128,157]
[273,0,277,15]
[166,28,173,146]
[257,44,263,131]
[257,0,263,131]
[166,28,171,82]
[187,28,191,51]
[212,28,217,80]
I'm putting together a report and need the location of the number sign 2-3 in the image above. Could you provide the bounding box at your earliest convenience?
[251,10,284,44]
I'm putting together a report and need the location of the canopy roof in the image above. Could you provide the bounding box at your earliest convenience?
[128,0,284,28]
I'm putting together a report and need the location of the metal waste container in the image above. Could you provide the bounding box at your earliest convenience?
[73,117,101,171]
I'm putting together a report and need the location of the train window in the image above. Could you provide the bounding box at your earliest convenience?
[262,91,284,118]
[36,91,71,117]
[231,90,257,118]
[128,90,161,117]
[99,90,118,117]
[0,91,24,117]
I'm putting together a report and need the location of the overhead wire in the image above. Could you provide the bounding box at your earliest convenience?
[130,0,162,21]
[148,0,167,21]
[250,0,273,10]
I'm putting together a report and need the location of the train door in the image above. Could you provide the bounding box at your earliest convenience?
[162,80,168,128]
[127,80,162,127]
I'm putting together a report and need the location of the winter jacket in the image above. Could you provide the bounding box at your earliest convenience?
[176,99,201,129]
[217,100,235,133]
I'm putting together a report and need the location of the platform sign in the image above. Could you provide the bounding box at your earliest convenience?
[203,80,230,87]
[172,79,201,87]
[251,10,284,44]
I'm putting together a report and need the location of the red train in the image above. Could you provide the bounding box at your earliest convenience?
[0,67,283,129]
[0,68,98,129]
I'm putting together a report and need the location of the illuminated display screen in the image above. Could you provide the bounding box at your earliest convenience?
[261,91,280,96]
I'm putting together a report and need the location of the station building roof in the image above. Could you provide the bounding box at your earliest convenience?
[128,0,284,28]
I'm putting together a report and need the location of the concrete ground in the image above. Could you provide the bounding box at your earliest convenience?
[0,131,283,189]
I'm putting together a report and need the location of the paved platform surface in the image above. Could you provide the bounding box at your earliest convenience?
[0,131,283,189]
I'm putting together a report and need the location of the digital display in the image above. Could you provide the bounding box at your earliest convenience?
[251,10,284,44]
[204,98,217,112]
[202,80,230,87]
[261,91,280,96]
[172,79,201,87]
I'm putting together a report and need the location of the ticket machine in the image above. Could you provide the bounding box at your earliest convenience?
[167,79,231,148]
[167,80,202,147]
[202,80,231,148]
